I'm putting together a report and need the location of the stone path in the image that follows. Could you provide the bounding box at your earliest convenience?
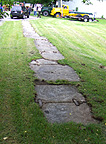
[22,20,97,125]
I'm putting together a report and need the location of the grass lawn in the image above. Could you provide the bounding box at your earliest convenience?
[0,18,106,143]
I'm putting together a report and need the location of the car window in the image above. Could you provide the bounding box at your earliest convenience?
[11,6,22,11]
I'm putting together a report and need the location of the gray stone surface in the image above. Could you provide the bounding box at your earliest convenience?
[22,20,40,39]
[30,59,58,65]
[34,40,64,60]
[35,85,85,102]
[34,37,48,40]
[35,39,55,46]
[42,103,97,124]
[40,51,64,60]
[34,40,58,51]
[30,64,80,81]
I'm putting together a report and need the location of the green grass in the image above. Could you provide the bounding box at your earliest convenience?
[0,18,106,143]
[30,17,106,121]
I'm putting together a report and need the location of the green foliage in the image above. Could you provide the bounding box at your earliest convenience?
[0,0,14,5]
[0,11,9,18]
[0,0,104,6]
[82,0,103,5]
[82,0,92,4]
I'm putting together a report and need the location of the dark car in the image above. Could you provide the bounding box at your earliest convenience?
[10,6,29,19]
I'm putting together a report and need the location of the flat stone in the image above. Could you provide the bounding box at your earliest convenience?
[42,103,97,124]
[35,39,54,46]
[35,85,84,102]
[40,51,64,60]
[30,64,80,81]
[30,59,57,65]
[35,37,47,40]
[23,32,40,39]
[22,21,41,39]
[34,40,64,60]
[34,44,57,52]
[34,40,59,51]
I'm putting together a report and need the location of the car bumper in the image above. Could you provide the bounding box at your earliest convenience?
[10,13,23,18]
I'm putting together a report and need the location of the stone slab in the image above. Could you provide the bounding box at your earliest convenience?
[34,45,57,52]
[23,32,39,39]
[35,85,84,102]
[34,39,64,60]
[30,64,80,81]
[42,103,97,124]
[40,51,64,60]
[34,40,59,51]
[30,59,58,65]
[34,37,48,40]
[22,21,41,39]
[35,39,54,46]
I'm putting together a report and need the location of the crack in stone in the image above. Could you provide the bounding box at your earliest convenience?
[36,99,86,106]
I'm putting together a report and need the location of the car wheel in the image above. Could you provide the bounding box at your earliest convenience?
[76,14,82,21]
[55,13,61,18]
[43,11,49,16]
[77,18,82,21]
[83,15,89,22]
[84,18,88,22]
[89,18,93,22]
[22,15,25,19]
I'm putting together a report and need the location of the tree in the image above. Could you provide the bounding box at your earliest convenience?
[0,11,9,18]
[1,0,104,6]
[82,0,93,5]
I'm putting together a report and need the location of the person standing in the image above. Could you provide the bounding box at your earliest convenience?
[34,4,37,16]
[0,4,3,12]
[28,6,32,15]
[37,4,42,18]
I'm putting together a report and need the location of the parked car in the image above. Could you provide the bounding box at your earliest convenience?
[10,6,29,19]
[41,3,56,16]
[41,6,52,16]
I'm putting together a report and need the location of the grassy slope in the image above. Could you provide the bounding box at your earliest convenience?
[30,17,106,122]
[0,19,106,143]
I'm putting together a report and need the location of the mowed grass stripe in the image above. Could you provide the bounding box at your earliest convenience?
[31,18,106,65]
[0,21,25,143]
[0,21,49,143]
[59,20,106,59]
